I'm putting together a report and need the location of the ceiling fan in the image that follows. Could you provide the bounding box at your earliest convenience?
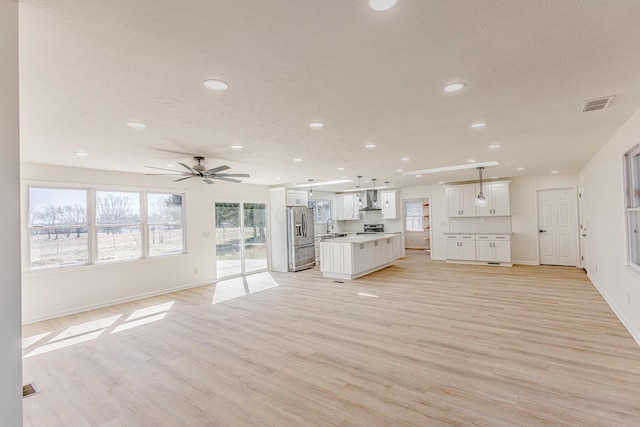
[145,156,250,184]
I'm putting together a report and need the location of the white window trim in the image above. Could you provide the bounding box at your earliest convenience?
[25,183,187,272]
[624,143,640,270]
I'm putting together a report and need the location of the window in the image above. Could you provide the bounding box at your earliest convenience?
[308,200,332,224]
[404,200,423,232]
[27,186,186,270]
[96,191,142,261]
[148,193,185,256]
[28,187,89,268]
[624,144,640,269]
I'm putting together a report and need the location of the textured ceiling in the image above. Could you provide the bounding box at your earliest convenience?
[18,0,640,191]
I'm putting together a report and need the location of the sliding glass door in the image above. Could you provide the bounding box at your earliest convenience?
[215,202,267,279]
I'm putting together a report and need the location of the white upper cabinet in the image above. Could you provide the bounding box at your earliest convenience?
[476,182,510,216]
[380,190,399,219]
[286,189,309,207]
[446,185,477,217]
[336,194,360,220]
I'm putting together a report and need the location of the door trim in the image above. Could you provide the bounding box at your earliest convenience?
[534,186,580,267]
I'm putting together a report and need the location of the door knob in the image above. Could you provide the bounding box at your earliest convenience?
[539,230,547,233]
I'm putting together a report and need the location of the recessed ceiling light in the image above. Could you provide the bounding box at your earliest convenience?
[438,181,444,184]
[368,0,398,11]
[488,144,501,149]
[471,122,487,128]
[230,145,243,149]
[310,122,324,128]
[467,159,476,163]
[401,157,410,161]
[74,151,89,157]
[126,121,146,129]
[443,82,466,92]
[275,177,281,180]
[293,158,303,162]
[203,79,228,90]
[166,163,175,167]
[516,167,525,171]
[396,168,403,172]
[416,174,422,178]
[337,167,345,170]
[365,144,377,149]
[551,170,560,174]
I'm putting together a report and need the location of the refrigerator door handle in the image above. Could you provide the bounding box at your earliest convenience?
[301,212,306,237]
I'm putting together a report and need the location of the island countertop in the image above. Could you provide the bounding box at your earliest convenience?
[326,233,401,244]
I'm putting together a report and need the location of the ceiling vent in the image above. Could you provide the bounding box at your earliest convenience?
[582,96,614,112]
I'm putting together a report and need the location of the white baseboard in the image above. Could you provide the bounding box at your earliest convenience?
[588,273,640,347]
[22,280,212,324]
[430,256,446,261]
[513,260,539,266]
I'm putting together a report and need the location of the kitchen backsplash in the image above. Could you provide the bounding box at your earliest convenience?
[449,216,512,234]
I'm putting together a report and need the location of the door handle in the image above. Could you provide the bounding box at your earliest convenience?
[539,230,547,233]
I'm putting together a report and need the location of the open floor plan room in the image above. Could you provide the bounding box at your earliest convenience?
[22,251,640,426]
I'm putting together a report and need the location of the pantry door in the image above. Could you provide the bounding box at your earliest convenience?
[537,188,579,266]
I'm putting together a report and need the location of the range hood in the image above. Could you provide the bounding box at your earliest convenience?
[359,190,381,211]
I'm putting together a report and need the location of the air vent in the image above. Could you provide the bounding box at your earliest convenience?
[582,96,614,112]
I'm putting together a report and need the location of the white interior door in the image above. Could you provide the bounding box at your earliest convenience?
[537,188,579,266]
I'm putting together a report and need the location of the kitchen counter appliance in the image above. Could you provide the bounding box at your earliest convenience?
[287,206,315,272]
[357,223,384,235]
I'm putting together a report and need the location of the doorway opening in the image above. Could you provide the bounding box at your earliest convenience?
[403,198,431,256]
[215,202,268,280]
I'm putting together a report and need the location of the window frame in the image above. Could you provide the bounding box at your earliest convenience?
[147,192,186,257]
[624,144,640,271]
[95,189,143,263]
[25,184,187,271]
[404,199,424,233]
[308,199,333,224]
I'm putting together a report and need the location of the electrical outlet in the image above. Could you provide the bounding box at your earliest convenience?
[203,231,210,238]
[194,267,199,274]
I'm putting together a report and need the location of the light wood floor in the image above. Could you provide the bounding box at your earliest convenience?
[22,251,640,426]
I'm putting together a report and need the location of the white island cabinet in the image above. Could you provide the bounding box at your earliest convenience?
[320,234,403,280]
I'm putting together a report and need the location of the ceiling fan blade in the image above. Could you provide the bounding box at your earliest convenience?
[213,176,242,183]
[145,173,187,176]
[205,165,230,174]
[176,162,197,174]
[203,178,214,184]
[173,175,196,182]
[215,173,250,178]
[145,165,188,173]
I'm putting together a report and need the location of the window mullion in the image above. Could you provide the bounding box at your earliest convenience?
[142,192,149,258]
[89,188,97,264]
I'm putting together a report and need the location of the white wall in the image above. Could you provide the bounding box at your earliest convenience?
[21,163,268,322]
[0,0,23,424]
[509,173,580,264]
[581,108,640,344]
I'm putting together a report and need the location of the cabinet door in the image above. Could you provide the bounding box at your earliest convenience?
[392,236,402,259]
[460,241,476,260]
[381,191,398,219]
[460,186,477,217]
[335,195,345,220]
[319,243,332,272]
[446,188,462,217]
[286,190,298,206]
[491,183,510,215]
[493,241,511,262]
[446,241,461,259]
[343,195,355,220]
[475,241,493,261]
[475,185,493,217]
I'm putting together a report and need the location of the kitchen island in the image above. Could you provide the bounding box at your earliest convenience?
[319,234,404,280]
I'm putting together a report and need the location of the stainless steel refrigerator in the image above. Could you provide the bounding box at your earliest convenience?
[287,206,315,272]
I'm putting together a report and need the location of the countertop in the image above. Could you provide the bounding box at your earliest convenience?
[320,233,401,244]
[444,232,513,235]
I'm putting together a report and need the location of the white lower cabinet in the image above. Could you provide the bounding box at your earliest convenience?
[321,235,402,280]
[447,234,511,265]
[445,235,476,260]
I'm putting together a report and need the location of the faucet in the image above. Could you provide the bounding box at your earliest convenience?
[326,217,334,234]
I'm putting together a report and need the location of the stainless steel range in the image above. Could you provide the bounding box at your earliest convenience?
[357,223,384,235]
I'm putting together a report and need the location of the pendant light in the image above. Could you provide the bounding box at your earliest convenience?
[308,179,313,196]
[384,181,390,208]
[476,167,488,207]
[357,176,363,206]
[372,178,378,208]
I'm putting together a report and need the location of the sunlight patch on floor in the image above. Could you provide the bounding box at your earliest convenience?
[212,272,279,304]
